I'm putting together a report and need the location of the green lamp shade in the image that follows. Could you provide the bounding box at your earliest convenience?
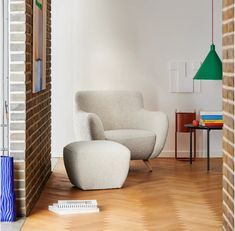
[194,44,222,80]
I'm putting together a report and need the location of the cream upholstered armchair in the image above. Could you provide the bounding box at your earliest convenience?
[74,91,168,170]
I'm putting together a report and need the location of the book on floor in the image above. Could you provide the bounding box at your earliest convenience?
[48,200,99,215]
[57,200,97,207]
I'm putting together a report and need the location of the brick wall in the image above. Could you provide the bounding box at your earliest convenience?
[222,0,235,230]
[9,0,51,216]
[25,0,51,215]
[10,0,27,216]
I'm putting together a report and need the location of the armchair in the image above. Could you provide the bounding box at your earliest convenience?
[74,91,168,170]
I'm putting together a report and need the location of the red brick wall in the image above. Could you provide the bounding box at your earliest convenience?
[222,0,234,230]
[25,0,51,215]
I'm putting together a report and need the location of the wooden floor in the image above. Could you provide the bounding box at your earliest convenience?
[22,158,222,231]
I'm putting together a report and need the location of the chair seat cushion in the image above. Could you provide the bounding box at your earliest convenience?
[104,129,156,160]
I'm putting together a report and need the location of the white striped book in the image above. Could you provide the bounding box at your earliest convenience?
[57,200,97,206]
[48,200,99,215]
[48,205,99,215]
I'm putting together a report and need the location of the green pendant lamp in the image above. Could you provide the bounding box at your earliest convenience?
[194,0,222,80]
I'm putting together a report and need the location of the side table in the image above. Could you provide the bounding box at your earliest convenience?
[184,124,223,170]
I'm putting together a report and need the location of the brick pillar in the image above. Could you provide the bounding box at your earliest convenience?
[9,0,51,216]
[25,0,52,215]
[10,0,27,216]
[222,0,235,230]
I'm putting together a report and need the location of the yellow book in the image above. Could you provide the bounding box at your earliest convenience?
[201,120,223,123]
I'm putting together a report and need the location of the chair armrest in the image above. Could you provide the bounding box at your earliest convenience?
[131,109,169,159]
[74,110,105,141]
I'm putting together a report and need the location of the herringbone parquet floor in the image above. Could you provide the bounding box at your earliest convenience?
[22,158,222,231]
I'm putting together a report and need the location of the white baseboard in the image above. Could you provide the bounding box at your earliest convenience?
[51,157,59,170]
[52,151,223,159]
[160,151,222,158]
[52,153,63,158]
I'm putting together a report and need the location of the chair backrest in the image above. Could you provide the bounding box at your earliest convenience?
[175,111,196,133]
[75,91,144,130]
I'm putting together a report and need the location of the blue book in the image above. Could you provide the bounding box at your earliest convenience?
[201,115,223,120]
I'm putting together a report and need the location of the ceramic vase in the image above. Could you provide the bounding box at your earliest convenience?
[0,156,16,222]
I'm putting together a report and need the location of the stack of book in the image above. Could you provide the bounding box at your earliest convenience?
[48,200,99,215]
[200,111,223,127]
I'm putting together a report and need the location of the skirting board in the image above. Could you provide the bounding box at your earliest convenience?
[51,157,59,170]
[160,151,223,158]
[52,151,223,158]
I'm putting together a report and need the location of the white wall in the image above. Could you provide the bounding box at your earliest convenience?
[52,1,74,157]
[52,0,222,157]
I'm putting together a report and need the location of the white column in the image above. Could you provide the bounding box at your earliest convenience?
[0,0,9,155]
[0,0,4,154]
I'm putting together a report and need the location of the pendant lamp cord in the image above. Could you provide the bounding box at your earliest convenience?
[212,0,214,44]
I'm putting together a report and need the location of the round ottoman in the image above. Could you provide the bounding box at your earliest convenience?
[63,140,130,190]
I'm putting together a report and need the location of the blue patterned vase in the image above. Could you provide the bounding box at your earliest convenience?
[0,156,16,222]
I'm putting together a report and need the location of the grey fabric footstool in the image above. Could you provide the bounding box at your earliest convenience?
[63,140,130,190]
